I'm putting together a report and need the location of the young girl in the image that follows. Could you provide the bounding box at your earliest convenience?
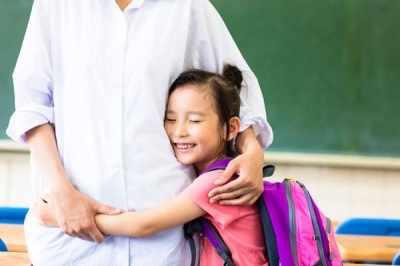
[34,64,268,266]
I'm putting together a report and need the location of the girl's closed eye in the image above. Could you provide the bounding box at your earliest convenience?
[165,117,176,122]
[189,114,204,123]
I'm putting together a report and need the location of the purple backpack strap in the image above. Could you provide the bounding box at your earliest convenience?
[202,219,236,266]
[184,158,235,266]
[198,157,232,175]
[200,158,236,266]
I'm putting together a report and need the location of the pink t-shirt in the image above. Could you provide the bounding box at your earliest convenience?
[181,169,269,266]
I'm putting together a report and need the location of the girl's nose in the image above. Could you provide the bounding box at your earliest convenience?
[174,123,188,137]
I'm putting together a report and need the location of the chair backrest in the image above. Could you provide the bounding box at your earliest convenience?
[0,238,7,252]
[335,218,400,236]
[392,251,400,265]
[0,207,29,225]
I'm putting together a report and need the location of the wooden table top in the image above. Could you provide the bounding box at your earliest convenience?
[0,224,27,252]
[0,252,30,266]
[344,264,390,266]
[0,255,389,266]
[336,234,400,263]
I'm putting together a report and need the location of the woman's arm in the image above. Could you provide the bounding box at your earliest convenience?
[34,192,206,238]
[27,124,121,243]
[208,126,264,205]
[8,0,121,243]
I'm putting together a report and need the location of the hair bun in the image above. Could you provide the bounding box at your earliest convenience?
[222,64,243,91]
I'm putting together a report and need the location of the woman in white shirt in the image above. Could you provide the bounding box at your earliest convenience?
[7,0,273,265]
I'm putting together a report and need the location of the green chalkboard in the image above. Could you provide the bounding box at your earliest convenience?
[0,0,32,139]
[1,0,399,157]
[212,0,400,157]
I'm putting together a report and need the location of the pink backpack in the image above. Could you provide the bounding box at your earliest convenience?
[259,177,343,266]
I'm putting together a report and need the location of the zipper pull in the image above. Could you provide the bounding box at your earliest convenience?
[284,177,296,182]
[325,218,334,261]
[326,232,333,261]
[199,233,205,258]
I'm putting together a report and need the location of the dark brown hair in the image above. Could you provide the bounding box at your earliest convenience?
[167,64,243,157]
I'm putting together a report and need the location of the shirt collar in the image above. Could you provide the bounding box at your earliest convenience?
[126,0,145,9]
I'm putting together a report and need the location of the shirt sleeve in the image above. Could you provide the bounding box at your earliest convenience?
[184,0,273,149]
[6,0,54,143]
[181,170,241,228]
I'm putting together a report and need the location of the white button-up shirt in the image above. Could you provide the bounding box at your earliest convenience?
[7,0,273,265]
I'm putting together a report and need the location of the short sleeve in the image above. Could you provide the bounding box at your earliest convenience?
[6,0,54,143]
[181,170,241,227]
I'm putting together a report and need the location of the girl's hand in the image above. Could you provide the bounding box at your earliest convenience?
[33,194,58,226]
[208,127,264,205]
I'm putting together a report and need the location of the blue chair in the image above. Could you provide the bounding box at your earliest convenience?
[336,218,400,236]
[336,218,400,265]
[0,238,7,252]
[393,251,400,265]
[0,207,29,225]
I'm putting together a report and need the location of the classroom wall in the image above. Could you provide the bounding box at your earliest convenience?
[1,146,400,221]
[213,0,400,157]
[1,0,400,157]
[0,151,32,207]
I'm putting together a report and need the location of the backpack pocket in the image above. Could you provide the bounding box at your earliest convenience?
[260,179,343,266]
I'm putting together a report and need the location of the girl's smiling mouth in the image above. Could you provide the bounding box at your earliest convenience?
[175,143,196,149]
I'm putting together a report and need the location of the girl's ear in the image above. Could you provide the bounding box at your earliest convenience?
[228,117,240,141]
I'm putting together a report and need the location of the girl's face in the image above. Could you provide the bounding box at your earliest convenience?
[164,85,226,173]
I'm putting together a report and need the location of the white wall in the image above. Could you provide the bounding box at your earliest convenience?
[0,151,32,207]
[1,141,400,221]
[266,161,400,221]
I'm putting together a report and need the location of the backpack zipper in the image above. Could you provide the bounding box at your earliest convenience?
[284,179,299,266]
[199,232,204,259]
[326,218,334,261]
[298,181,327,266]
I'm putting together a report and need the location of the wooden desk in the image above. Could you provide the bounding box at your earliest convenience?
[336,234,400,263]
[0,252,30,266]
[344,264,389,266]
[0,224,27,252]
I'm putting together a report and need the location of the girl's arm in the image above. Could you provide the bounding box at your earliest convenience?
[34,193,206,238]
[96,195,205,237]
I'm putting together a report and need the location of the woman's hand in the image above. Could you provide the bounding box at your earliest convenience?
[25,124,122,243]
[33,188,123,243]
[33,194,58,226]
[50,187,122,243]
[208,127,264,205]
